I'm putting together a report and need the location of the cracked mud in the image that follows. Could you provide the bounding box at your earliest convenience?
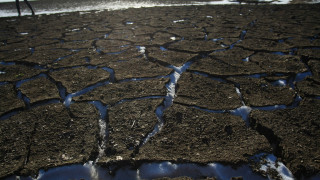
[1,4,320,179]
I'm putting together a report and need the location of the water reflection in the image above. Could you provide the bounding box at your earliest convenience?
[1,0,319,17]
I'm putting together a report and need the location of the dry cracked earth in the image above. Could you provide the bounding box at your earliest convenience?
[0,4,320,179]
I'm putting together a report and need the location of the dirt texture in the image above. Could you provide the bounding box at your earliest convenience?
[49,66,110,93]
[75,78,168,105]
[18,76,60,103]
[0,103,100,177]
[136,103,271,164]
[0,84,24,116]
[175,72,242,110]
[0,3,320,179]
[100,98,163,163]
[250,98,320,178]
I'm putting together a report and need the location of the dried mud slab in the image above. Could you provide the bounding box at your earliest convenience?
[18,77,60,103]
[250,98,320,178]
[23,48,76,66]
[89,48,141,66]
[50,50,94,69]
[99,98,163,163]
[49,66,109,93]
[0,64,44,82]
[95,39,131,53]
[137,103,271,164]
[0,110,35,178]
[147,47,198,67]
[249,53,307,74]
[20,103,99,175]
[297,49,320,59]
[108,58,172,80]
[168,40,225,53]
[64,29,106,41]
[167,27,206,40]
[149,32,182,46]
[0,84,24,116]
[308,60,320,81]
[236,39,291,52]
[0,48,32,62]
[210,47,254,62]
[175,72,242,110]
[58,40,94,50]
[189,56,263,76]
[189,47,259,76]
[228,77,296,107]
[296,78,320,97]
[75,78,168,105]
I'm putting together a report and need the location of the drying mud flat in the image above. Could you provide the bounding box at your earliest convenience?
[0,4,320,179]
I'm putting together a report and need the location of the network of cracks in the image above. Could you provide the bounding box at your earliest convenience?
[1,4,320,180]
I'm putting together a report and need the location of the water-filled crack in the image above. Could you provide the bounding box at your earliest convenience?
[64,80,109,107]
[89,101,108,162]
[141,61,194,145]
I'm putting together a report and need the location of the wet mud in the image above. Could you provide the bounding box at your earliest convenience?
[0,3,320,179]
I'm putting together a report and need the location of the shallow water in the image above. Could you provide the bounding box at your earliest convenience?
[1,0,319,17]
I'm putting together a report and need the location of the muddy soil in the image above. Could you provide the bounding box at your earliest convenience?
[0,3,320,179]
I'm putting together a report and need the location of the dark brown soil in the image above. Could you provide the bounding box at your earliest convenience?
[19,77,60,103]
[250,98,320,178]
[99,98,163,163]
[175,72,242,110]
[0,84,24,116]
[0,3,320,179]
[0,103,100,177]
[75,78,168,105]
[49,66,110,93]
[136,103,271,164]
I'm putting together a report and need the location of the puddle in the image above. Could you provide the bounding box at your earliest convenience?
[9,155,296,180]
